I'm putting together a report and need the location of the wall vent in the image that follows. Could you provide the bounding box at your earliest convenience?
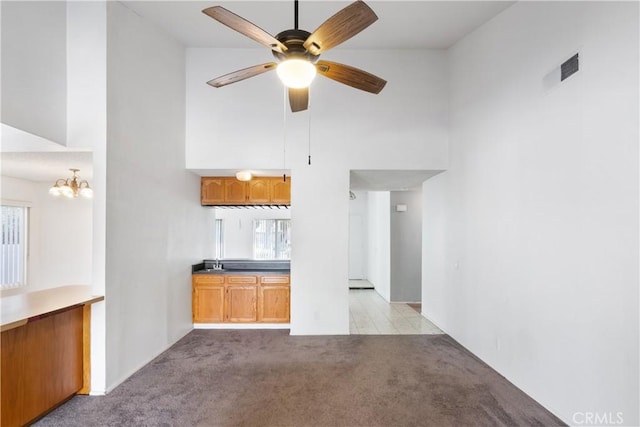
[561,53,579,81]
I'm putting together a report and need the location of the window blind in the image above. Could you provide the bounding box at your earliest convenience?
[1,205,28,289]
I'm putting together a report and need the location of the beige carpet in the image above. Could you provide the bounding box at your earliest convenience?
[35,330,565,426]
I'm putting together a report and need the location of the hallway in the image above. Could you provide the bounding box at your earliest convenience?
[349,288,443,335]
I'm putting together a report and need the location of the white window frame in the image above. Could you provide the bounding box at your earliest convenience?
[215,218,224,259]
[1,200,30,290]
[253,219,291,260]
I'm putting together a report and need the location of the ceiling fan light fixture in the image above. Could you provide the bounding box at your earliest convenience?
[276,59,316,89]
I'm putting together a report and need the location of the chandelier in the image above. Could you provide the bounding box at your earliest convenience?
[48,169,93,199]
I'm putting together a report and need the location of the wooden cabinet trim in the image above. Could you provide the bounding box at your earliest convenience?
[260,275,290,285]
[194,275,224,285]
[226,275,258,285]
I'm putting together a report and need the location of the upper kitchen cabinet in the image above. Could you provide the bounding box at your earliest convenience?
[247,179,271,204]
[201,177,291,206]
[225,179,248,204]
[201,178,225,205]
[270,177,291,204]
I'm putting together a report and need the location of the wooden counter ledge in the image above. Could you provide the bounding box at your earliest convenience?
[1,285,104,332]
[1,285,104,426]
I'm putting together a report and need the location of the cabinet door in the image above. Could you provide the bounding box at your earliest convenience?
[201,178,225,205]
[259,286,290,322]
[247,179,271,204]
[226,286,258,322]
[259,275,290,323]
[193,284,225,323]
[224,179,247,204]
[270,177,291,204]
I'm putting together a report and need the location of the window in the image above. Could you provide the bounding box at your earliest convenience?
[215,218,224,258]
[1,204,28,289]
[253,219,291,260]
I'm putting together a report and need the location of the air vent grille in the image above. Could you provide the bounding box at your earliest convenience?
[561,53,579,81]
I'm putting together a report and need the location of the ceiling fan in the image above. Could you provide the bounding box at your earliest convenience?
[202,0,387,113]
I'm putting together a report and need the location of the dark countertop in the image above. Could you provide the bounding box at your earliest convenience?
[192,269,290,275]
[192,259,290,275]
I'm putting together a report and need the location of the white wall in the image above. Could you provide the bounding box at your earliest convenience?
[366,191,390,301]
[186,48,448,334]
[390,190,421,302]
[348,191,369,280]
[1,1,108,392]
[1,176,92,292]
[1,1,67,144]
[67,0,107,394]
[186,49,448,172]
[105,2,213,391]
[215,207,291,259]
[423,2,639,425]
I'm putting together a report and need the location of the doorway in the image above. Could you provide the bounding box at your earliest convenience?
[348,170,444,335]
[348,213,366,280]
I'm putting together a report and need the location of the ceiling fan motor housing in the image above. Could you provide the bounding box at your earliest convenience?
[272,29,320,63]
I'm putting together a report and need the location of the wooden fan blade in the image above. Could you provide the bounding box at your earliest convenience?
[207,63,277,88]
[316,60,386,94]
[303,1,377,56]
[203,6,287,54]
[288,88,309,112]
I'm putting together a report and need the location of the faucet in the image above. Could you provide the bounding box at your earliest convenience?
[213,258,223,270]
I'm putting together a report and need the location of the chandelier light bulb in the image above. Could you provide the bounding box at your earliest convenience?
[61,185,74,198]
[80,187,94,199]
[276,59,316,89]
[49,185,62,196]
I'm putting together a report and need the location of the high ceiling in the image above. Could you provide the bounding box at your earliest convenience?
[122,1,514,190]
[1,151,93,182]
[2,1,515,188]
[122,1,514,49]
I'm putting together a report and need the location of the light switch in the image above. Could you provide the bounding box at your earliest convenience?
[396,204,407,212]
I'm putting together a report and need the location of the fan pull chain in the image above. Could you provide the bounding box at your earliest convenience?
[308,88,312,165]
[283,86,287,180]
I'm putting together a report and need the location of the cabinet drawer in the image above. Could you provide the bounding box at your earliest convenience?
[260,275,290,285]
[226,275,258,285]
[193,275,224,285]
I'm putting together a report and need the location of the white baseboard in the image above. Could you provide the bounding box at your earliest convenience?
[194,323,290,330]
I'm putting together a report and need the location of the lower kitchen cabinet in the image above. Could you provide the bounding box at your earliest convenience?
[226,286,258,322]
[259,275,290,323]
[192,276,225,323]
[193,274,290,323]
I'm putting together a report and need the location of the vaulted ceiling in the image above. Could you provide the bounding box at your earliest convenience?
[122,1,514,49]
[2,1,515,186]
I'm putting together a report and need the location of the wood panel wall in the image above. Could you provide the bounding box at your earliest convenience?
[1,305,84,426]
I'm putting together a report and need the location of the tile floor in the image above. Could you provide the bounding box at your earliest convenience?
[349,287,443,335]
